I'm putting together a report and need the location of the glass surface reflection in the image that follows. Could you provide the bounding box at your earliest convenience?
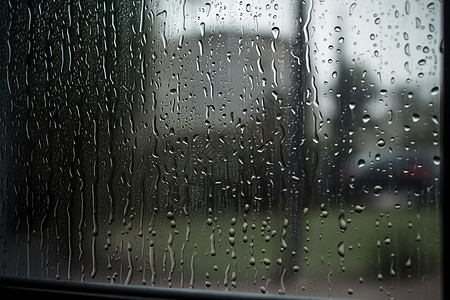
[0,1,442,299]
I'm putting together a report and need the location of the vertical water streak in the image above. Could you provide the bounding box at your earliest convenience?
[189,252,196,288]
[125,241,133,284]
[149,241,156,285]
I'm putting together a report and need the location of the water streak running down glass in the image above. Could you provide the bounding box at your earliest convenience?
[0,1,443,299]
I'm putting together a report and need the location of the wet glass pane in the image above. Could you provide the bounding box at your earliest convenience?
[0,1,443,299]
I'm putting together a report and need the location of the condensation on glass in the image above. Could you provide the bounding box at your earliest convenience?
[0,1,443,299]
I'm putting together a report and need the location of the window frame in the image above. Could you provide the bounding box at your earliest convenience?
[0,276,337,300]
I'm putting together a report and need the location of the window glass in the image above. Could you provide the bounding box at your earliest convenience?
[0,1,442,299]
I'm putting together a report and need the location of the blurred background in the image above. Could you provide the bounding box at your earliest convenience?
[0,1,443,299]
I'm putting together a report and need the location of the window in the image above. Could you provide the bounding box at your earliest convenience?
[0,1,443,299]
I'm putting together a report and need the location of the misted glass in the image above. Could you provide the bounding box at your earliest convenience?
[0,1,443,299]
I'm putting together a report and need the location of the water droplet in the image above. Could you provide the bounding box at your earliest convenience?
[246,3,251,12]
[405,257,412,267]
[404,43,411,56]
[271,27,280,39]
[339,213,347,232]
[355,205,366,213]
[334,26,341,32]
[412,113,420,122]
[205,2,211,16]
[384,237,391,245]
[200,22,205,36]
[349,3,357,15]
[373,185,383,196]
[431,86,439,95]
[362,115,371,123]
[418,59,426,66]
[358,159,366,168]
[337,241,345,257]
[433,156,441,165]
[377,139,385,148]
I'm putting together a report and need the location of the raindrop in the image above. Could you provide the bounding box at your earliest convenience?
[416,17,421,28]
[373,185,383,196]
[338,213,347,232]
[205,2,211,16]
[405,1,410,14]
[412,113,420,122]
[362,115,371,123]
[349,3,357,15]
[384,237,391,245]
[405,257,412,267]
[358,159,366,168]
[377,139,385,148]
[431,86,439,95]
[246,3,251,12]
[433,156,441,165]
[404,61,410,73]
[355,205,366,213]
[271,27,280,39]
[404,43,411,56]
[337,241,345,257]
[200,22,205,36]
[334,26,341,32]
